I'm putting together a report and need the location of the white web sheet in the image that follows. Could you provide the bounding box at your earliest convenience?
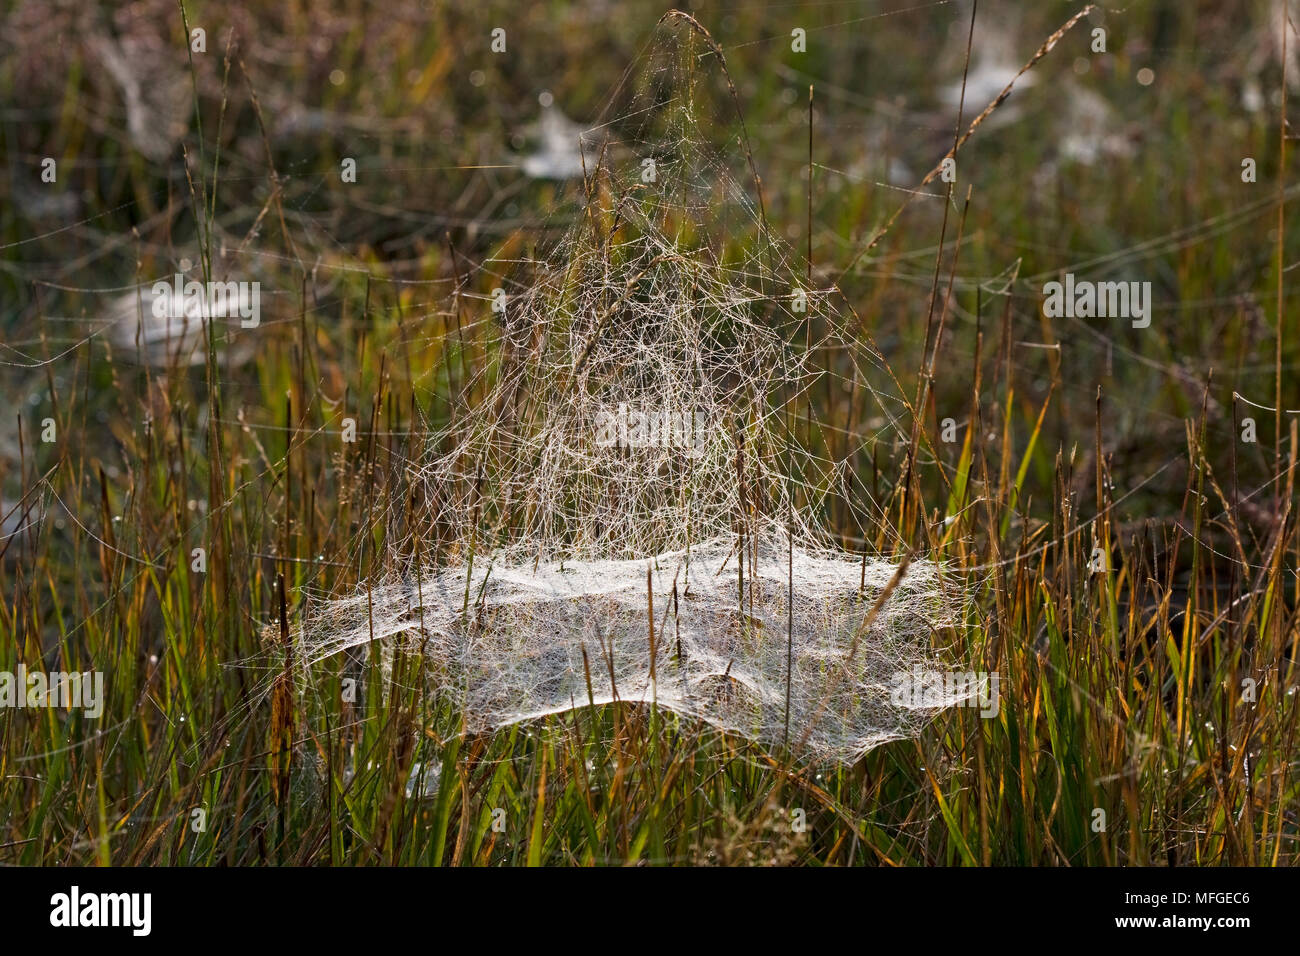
[298,532,970,763]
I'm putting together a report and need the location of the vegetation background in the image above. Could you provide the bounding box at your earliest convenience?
[0,0,1297,865]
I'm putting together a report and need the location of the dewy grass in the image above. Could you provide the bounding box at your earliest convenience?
[0,0,1296,866]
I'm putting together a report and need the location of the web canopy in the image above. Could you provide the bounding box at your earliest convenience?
[291,13,975,763]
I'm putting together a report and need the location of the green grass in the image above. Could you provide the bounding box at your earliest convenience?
[0,0,1297,865]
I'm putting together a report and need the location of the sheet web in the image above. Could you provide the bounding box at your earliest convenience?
[292,13,975,763]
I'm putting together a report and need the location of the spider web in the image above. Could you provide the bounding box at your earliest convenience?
[290,12,976,763]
